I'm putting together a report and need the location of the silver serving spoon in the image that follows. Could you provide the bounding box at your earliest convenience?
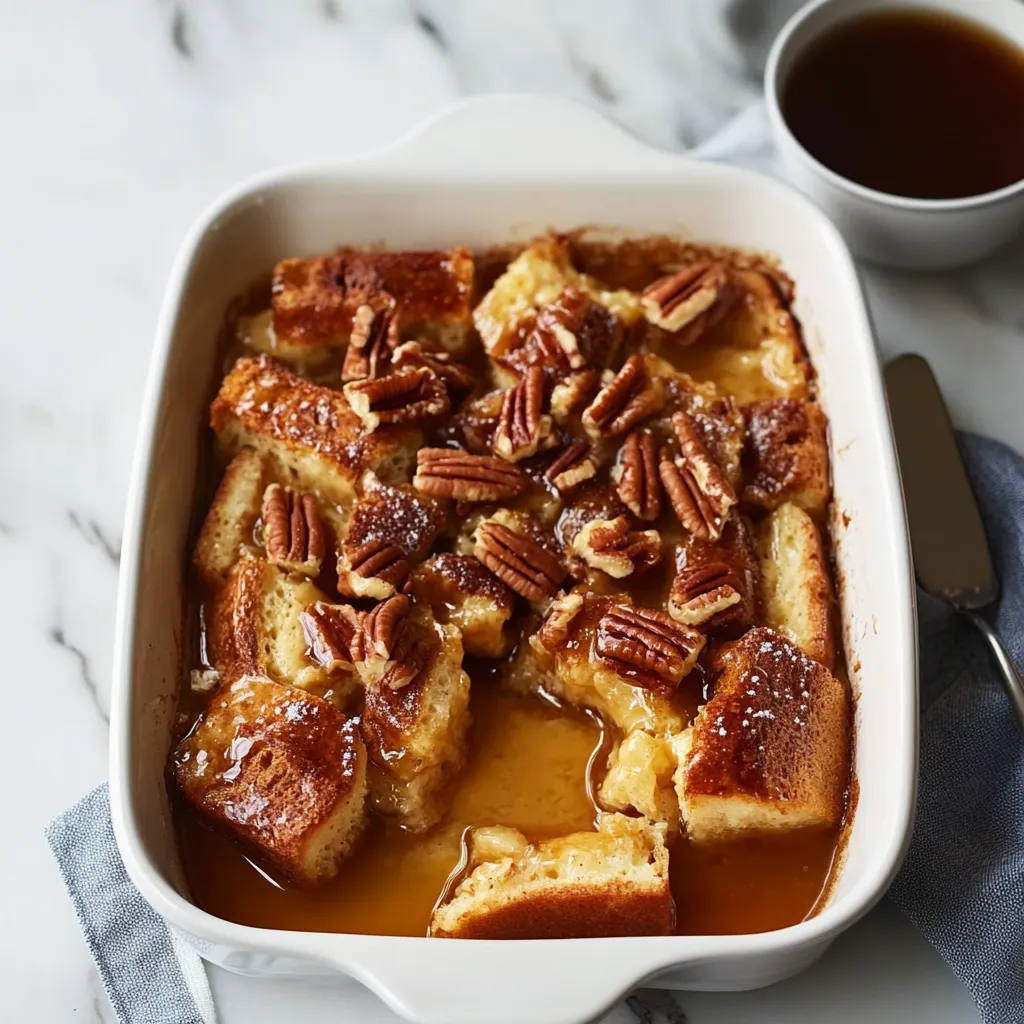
[885,353,1024,725]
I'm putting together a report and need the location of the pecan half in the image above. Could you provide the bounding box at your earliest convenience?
[341,304,398,382]
[658,411,737,541]
[545,440,597,493]
[299,601,362,673]
[261,483,326,575]
[337,538,411,600]
[344,366,450,432]
[492,366,555,462]
[595,604,705,689]
[534,591,585,652]
[533,287,622,372]
[414,448,527,502]
[641,263,735,343]
[614,429,661,521]
[474,518,566,603]
[391,340,476,394]
[668,561,743,628]
[582,355,664,438]
[350,594,420,690]
[571,515,662,579]
[550,369,599,423]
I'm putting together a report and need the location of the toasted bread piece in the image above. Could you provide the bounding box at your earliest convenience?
[526,590,687,736]
[171,675,368,886]
[361,606,471,831]
[408,553,516,658]
[473,236,642,358]
[254,248,474,361]
[430,813,673,938]
[674,627,848,841]
[755,503,834,670]
[654,269,809,403]
[337,472,448,599]
[193,449,266,587]
[205,553,358,699]
[210,355,422,506]
[599,730,681,831]
[743,398,831,515]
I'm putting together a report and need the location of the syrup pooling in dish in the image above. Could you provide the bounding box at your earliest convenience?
[172,233,851,938]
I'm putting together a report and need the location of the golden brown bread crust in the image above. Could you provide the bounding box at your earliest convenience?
[210,355,421,505]
[344,474,448,563]
[680,627,847,827]
[170,675,367,885]
[743,398,831,515]
[433,882,673,939]
[755,502,834,671]
[270,248,474,353]
[193,449,266,587]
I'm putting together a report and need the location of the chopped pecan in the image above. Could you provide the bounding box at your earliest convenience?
[350,594,420,690]
[261,483,326,575]
[474,518,566,603]
[344,366,450,432]
[391,340,476,394]
[614,429,662,521]
[341,304,397,382]
[337,538,411,600]
[641,263,736,343]
[535,591,585,652]
[545,440,597,493]
[550,369,600,423]
[414,448,527,502]
[299,601,362,673]
[668,561,743,628]
[492,366,555,462]
[571,515,662,579]
[595,605,704,688]
[658,411,737,541]
[582,355,664,438]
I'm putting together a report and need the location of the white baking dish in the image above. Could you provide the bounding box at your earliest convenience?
[110,94,917,1024]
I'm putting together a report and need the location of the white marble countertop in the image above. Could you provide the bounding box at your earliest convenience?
[5,1,1018,1020]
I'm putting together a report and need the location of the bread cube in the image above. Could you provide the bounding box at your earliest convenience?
[210,355,422,507]
[171,675,368,885]
[755,502,835,670]
[408,553,515,658]
[259,247,474,360]
[743,398,831,515]
[205,553,358,699]
[193,448,266,587]
[674,627,848,842]
[599,730,681,831]
[430,813,673,938]
[361,607,471,831]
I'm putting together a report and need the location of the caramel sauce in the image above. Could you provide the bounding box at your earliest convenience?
[176,235,846,938]
[179,680,837,935]
[783,9,1024,200]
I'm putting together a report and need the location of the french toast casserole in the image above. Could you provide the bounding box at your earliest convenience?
[169,233,852,940]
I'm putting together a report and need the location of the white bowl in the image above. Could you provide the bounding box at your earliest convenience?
[109,94,917,1024]
[765,0,1024,269]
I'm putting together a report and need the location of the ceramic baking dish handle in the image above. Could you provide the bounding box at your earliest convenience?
[368,93,682,178]
[306,936,677,1024]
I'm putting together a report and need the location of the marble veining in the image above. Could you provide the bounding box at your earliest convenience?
[1,1,1007,1022]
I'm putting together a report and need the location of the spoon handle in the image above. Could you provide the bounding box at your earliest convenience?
[963,610,1024,727]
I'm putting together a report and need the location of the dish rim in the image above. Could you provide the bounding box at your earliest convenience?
[108,94,918,1024]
